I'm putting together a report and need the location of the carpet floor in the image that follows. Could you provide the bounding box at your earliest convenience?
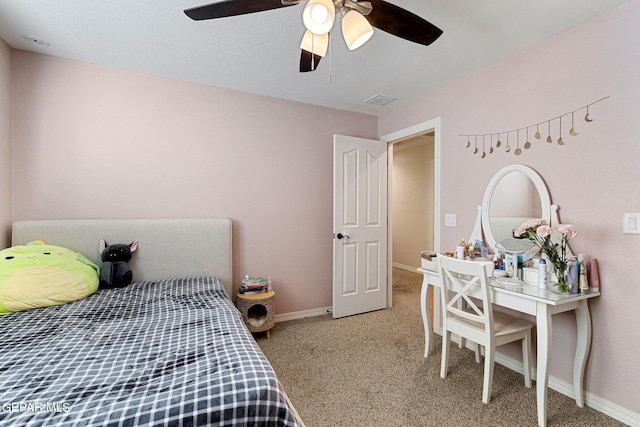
[256,268,624,426]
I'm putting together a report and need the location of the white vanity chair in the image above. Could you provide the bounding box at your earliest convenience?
[419,164,600,427]
[438,254,533,404]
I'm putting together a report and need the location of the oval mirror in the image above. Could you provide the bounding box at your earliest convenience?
[481,164,551,260]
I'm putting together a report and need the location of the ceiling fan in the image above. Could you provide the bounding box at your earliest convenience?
[184,0,443,72]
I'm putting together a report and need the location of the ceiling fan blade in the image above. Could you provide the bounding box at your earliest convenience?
[184,0,295,21]
[366,0,443,46]
[299,50,322,72]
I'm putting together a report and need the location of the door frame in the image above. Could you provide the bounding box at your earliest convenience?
[380,117,442,307]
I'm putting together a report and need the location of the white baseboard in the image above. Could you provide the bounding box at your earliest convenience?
[275,306,332,323]
[495,352,639,426]
[274,263,422,322]
[392,262,420,272]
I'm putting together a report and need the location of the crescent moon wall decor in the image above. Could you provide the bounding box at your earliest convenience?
[461,96,608,158]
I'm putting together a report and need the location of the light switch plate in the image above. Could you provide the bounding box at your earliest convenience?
[445,213,456,227]
[623,213,640,234]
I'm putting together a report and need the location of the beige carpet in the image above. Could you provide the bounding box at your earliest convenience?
[257,268,624,427]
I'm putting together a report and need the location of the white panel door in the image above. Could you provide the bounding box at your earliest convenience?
[333,135,388,318]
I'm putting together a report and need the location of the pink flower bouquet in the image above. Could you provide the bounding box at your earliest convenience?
[514,219,577,293]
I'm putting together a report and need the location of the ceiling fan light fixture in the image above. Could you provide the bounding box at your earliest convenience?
[300,30,328,57]
[302,0,335,35]
[341,10,374,50]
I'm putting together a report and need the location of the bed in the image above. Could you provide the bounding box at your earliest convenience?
[0,218,303,426]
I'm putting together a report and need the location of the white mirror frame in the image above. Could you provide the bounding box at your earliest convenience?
[469,164,558,260]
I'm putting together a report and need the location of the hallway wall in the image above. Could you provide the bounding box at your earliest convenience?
[392,135,434,269]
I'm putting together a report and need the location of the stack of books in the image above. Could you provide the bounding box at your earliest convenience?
[239,276,267,294]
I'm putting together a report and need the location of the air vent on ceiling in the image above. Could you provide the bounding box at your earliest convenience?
[23,35,50,47]
[364,94,397,106]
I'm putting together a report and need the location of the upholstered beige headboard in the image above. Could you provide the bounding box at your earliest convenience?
[11,218,233,296]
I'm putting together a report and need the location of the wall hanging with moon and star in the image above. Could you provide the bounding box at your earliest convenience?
[461,96,608,158]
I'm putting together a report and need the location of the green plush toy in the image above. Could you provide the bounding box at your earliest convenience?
[0,242,99,315]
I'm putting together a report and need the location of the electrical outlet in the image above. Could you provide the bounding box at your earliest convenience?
[445,214,456,227]
[623,213,640,234]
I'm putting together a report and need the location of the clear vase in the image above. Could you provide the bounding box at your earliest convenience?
[554,264,570,293]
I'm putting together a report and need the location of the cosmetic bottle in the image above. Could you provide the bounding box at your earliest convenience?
[538,258,547,289]
[504,254,513,277]
[507,254,519,279]
[589,259,600,292]
[493,254,501,270]
[579,263,588,294]
[516,255,523,280]
[568,261,579,294]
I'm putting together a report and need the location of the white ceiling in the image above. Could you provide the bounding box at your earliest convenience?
[0,0,630,115]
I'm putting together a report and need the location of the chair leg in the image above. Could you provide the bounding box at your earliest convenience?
[473,343,481,363]
[482,345,495,404]
[441,331,450,379]
[461,338,481,363]
[522,330,532,388]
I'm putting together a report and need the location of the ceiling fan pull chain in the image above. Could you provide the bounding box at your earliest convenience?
[328,31,333,82]
[311,34,316,70]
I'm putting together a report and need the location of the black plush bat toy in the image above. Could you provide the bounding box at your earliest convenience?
[98,239,139,288]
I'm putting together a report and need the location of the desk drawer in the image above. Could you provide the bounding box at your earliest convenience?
[493,290,537,316]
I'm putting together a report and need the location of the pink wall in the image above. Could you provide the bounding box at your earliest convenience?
[9,51,378,315]
[0,39,11,247]
[380,1,640,416]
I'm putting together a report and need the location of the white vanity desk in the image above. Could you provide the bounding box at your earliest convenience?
[424,164,601,427]
[419,267,599,427]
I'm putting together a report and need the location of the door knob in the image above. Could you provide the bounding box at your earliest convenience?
[335,232,350,240]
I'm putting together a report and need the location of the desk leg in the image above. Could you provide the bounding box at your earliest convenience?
[421,280,433,358]
[574,300,592,408]
[537,304,552,427]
